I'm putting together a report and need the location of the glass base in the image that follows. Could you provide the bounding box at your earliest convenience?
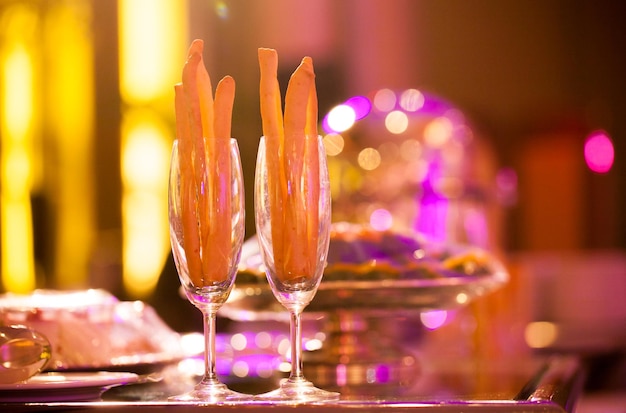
[255,378,340,404]
[169,380,251,405]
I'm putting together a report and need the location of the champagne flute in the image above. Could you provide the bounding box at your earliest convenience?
[254,135,339,403]
[168,138,247,403]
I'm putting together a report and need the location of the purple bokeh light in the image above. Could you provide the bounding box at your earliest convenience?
[345,95,372,120]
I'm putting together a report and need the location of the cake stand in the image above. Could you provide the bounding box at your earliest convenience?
[220,235,509,394]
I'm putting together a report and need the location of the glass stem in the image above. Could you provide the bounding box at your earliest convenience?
[202,309,219,384]
[289,309,306,383]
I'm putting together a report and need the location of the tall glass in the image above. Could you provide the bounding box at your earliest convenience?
[254,135,339,403]
[168,138,247,403]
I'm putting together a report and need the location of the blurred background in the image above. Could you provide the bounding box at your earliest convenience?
[0,0,625,361]
[1,0,626,406]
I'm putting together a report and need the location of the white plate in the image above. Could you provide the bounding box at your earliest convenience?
[0,371,139,402]
[54,350,186,375]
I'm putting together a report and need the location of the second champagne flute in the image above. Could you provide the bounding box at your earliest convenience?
[254,134,339,403]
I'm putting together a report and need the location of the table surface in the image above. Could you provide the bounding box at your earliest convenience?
[1,353,584,412]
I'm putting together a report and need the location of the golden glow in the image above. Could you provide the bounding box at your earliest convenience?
[119,0,187,297]
[424,116,453,147]
[322,133,345,156]
[44,1,95,288]
[525,321,559,348]
[230,333,247,351]
[0,5,38,293]
[455,292,469,304]
[119,0,186,103]
[121,109,171,297]
[384,110,409,134]
[4,46,33,139]
[357,147,381,171]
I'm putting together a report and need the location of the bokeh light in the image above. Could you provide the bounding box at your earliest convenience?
[214,0,229,19]
[232,360,249,378]
[254,331,273,349]
[385,110,409,134]
[230,333,247,351]
[326,104,356,132]
[420,310,447,330]
[525,321,558,348]
[400,88,425,112]
[424,116,453,147]
[373,88,396,112]
[584,130,614,173]
[370,208,393,231]
[345,95,372,120]
[323,88,491,244]
[357,147,381,171]
[323,133,345,156]
[304,338,323,351]
[455,293,469,304]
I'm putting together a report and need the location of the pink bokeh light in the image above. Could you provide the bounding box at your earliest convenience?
[584,130,614,174]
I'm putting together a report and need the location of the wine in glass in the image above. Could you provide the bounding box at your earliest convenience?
[254,134,339,403]
[168,138,247,403]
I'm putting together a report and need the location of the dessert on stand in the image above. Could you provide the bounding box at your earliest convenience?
[222,221,509,392]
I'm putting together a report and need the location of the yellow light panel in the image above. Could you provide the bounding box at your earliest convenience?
[121,109,171,297]
[0,6,38,293]
[4,46,33,139]
[44,0,95,288]
[119,0,186,104]
[118,0,186,298]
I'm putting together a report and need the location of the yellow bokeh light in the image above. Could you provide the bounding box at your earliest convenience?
[45,1,95,288]
[1,203,35,292]
[123,191,167,296]
[323,133,345,156]
[0,4,37,293]
[455,293,469,304]
[384,110,409,134]
[122,122,170,189]
[119,0,186,298]
[4,45,33,140]
[525,321,559,349]
[121,110,171,297]
[357,147,381,171]
[118,0,186,103]
[424,116,453,147]
[3,149,30,194]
